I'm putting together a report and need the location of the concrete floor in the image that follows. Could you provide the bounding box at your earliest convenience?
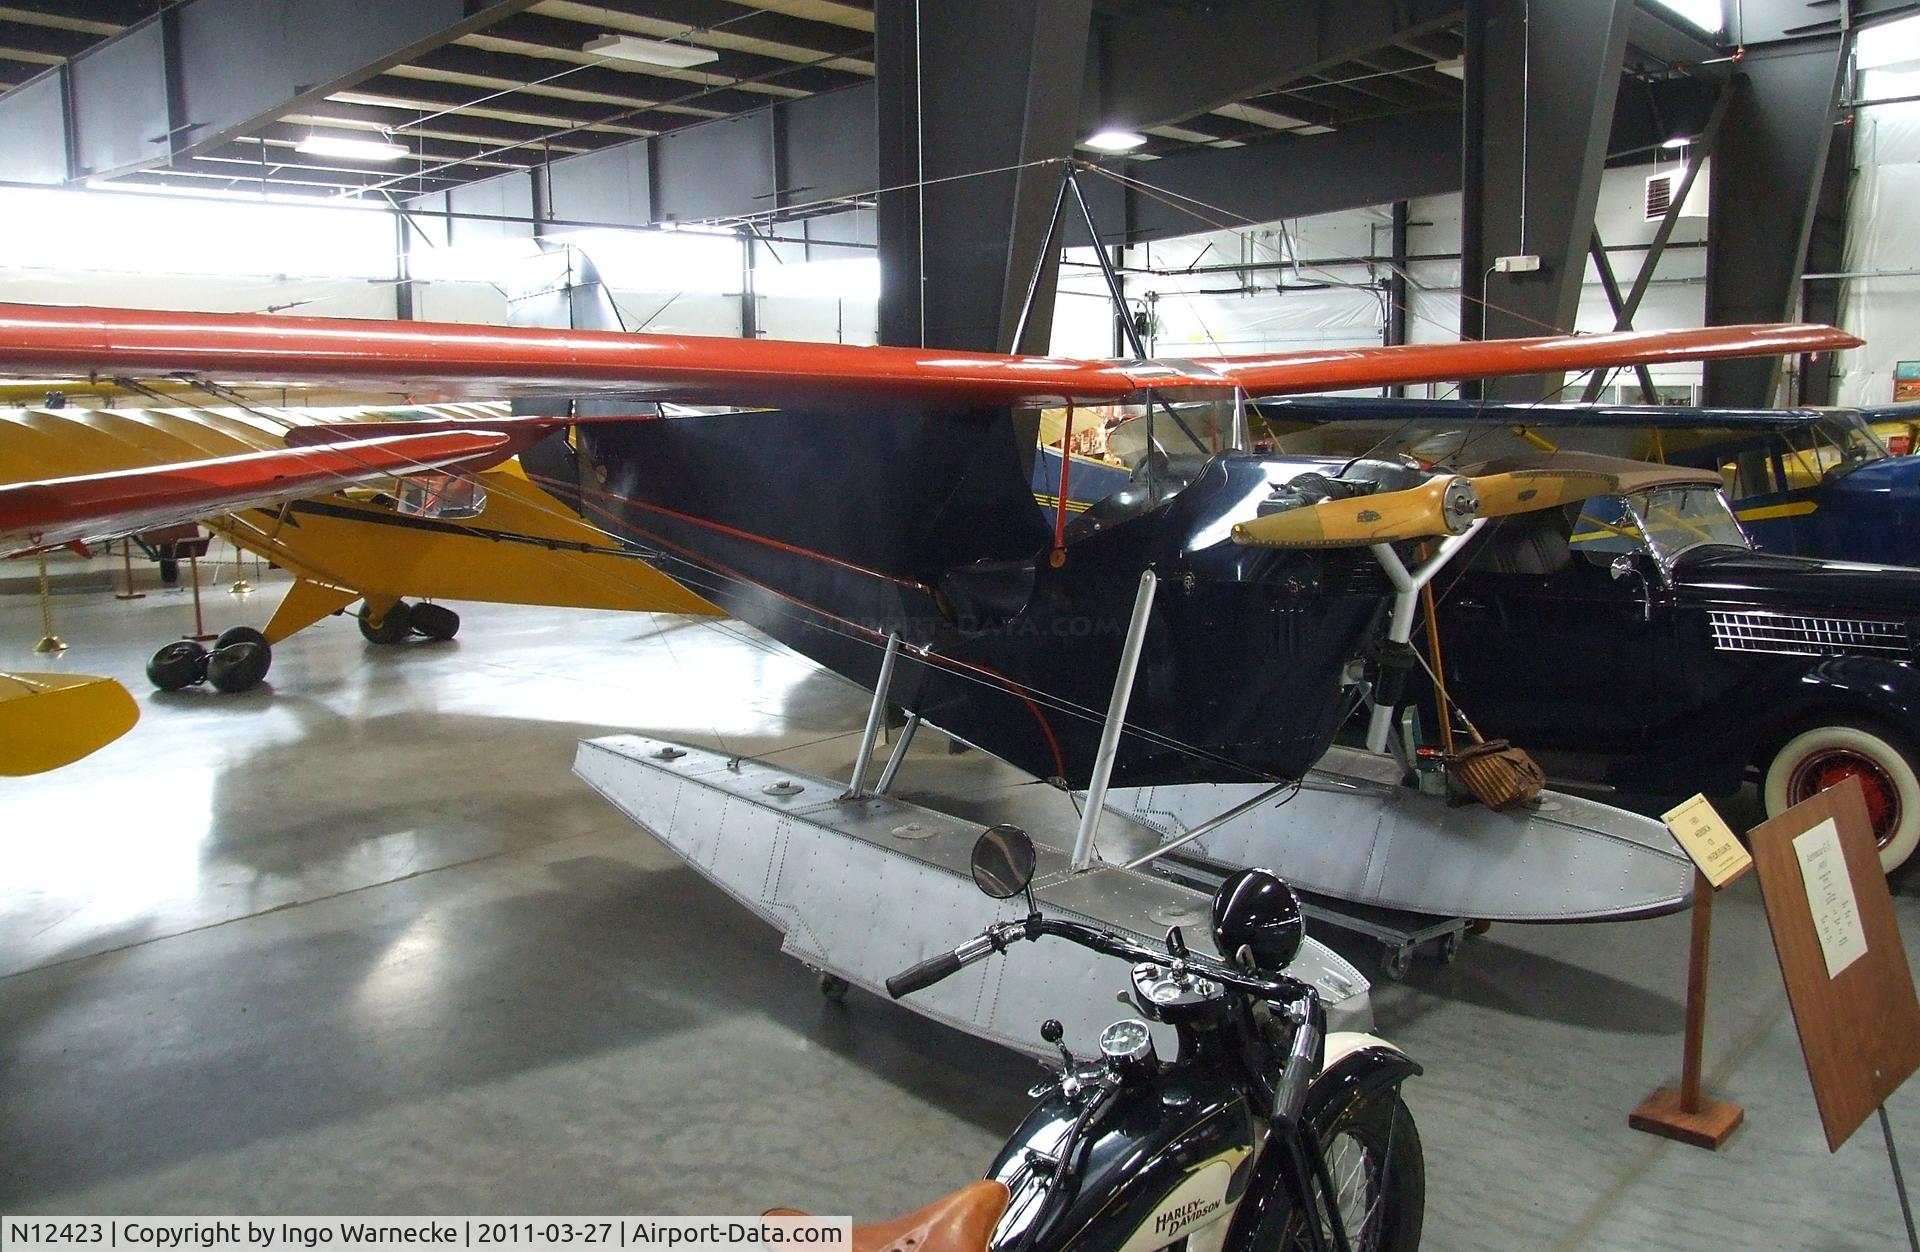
[5,574,1920,1249]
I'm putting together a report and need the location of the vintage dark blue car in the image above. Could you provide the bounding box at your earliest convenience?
[1259,397,1920,568]
[1423,452,1920,874]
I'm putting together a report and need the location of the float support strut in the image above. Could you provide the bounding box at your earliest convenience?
[1072,569,1157,871]
[843,632,902,799]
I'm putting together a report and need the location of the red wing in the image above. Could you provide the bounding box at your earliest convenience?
[1200,324,1862,396]
[0,303,1860,409]
[0,428,510,557]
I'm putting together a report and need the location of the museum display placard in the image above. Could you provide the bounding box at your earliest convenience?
[1748,777,1920,1152]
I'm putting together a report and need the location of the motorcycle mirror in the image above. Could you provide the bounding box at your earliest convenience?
[1211,868,1305,974]
[1608,553,1634,581]
[971,823,1037,899]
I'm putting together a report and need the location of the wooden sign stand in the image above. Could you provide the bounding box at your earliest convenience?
[1630,865,1747,1148]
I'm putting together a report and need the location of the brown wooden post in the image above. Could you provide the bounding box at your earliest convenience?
[1631,867,1746,1147]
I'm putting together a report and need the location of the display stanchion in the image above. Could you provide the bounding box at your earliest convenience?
[115,541,145,601]
[1629,866,1745,1146]
[1629,795,1751,1148]
[182,550,217,642]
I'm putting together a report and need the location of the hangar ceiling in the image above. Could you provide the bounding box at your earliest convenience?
[0,0,1496,202]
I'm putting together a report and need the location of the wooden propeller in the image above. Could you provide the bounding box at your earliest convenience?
[1231,467,1622,550]
[1231,475,1478,549]
[1467,469,1620,518]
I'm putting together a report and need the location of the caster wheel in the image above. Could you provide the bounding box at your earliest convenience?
[409,601,460,641]
[1436,932,1462,965]
[1381,944,1412,982]
[146,640,208,691]
[207,626,271,693]
[358,599,413,645]
[818,973,850,1002]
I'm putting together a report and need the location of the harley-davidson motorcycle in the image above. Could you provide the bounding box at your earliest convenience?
[840,826,1425,1252]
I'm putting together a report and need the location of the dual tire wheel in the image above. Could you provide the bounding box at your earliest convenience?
[145,626,272,693]
[1763,720,1920,876]
[357,599,460,644]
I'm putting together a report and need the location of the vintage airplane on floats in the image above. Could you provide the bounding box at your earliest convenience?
[0,297,1857,1046]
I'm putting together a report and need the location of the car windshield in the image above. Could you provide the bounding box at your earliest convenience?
[1569,486,1749,565]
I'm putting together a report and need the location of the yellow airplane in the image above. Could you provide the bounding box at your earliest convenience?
[0,399,718,774]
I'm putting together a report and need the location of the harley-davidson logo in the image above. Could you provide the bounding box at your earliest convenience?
[1154,1196,1222,1238]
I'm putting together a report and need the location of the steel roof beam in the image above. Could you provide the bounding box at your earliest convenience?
[0,0,542,185]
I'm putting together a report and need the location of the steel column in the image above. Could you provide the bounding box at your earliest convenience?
[1704,36,1851,407]
[875,0,1091,352]
[1460,0,1632,401]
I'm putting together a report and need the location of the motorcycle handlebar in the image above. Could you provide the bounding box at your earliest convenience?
[885,913,1311,1008]
[885,950,964,999]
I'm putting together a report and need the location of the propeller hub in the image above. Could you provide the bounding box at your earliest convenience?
[1438,476,1479,534]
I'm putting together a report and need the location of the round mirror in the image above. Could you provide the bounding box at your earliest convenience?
[1210,868,1304,973]
[971,824,1037,899]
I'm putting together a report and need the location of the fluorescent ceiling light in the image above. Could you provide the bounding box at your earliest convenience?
[295,134,407,161]
[1083,129,1147,152]
[1858,14,1920,71]
[584,33,719,68]
[1643,0,1723,34]
[1433,58,1465,80]
[1661,135,1690,149]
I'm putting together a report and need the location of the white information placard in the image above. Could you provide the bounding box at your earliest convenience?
[1793,817,1870,979]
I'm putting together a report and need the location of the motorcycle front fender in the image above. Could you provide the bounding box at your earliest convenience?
[1222,1035,1421,1252]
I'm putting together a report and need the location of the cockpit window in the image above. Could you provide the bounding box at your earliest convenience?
[394,471,486,520]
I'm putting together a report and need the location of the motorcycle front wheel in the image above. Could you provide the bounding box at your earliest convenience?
[1288,1089,1424,1252]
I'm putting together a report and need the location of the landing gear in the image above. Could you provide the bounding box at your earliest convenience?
[206,626,271,693]
[146,641,208,691]
[359,599,413,644]
[144,627,272,694]
[408,601,460,641]
[359,599,460,644]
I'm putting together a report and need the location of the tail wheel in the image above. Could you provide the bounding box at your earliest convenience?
[408,601,460,641]
[1288,1089,1424,1252]
[358,599,413,645]
[207,626,272,693]
[146,641,208,691]
[1764,721,1920,875]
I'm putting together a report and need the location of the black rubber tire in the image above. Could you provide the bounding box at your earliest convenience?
[1287,1089,1425,1252]
[206,627,272,693]
[146,641,208,691]
[358,600,413,645]
[409,601,460,641]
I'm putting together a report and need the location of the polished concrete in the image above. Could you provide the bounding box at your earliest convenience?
[5,574,1920,1248]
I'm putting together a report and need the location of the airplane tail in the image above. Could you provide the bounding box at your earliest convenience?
[506,241,626,334]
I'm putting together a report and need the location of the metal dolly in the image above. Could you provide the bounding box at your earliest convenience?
[1295,890,1468,982]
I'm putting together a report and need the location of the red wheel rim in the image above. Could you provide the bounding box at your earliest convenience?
[1788,749,1900,848]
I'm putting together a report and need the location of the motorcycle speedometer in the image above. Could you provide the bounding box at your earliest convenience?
[1099,1017,1155,1069]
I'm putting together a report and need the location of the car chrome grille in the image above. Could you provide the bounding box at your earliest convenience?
[1708,610,1912,658]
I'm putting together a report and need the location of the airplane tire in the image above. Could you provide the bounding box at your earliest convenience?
[358,600,413,645]
[147,641,208,691]
[207,627,272,693]
[409,602,460,641]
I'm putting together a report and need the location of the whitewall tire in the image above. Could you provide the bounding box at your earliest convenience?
[1763,721,1920,875]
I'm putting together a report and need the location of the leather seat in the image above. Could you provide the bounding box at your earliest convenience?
[767,1180,1010,1252]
